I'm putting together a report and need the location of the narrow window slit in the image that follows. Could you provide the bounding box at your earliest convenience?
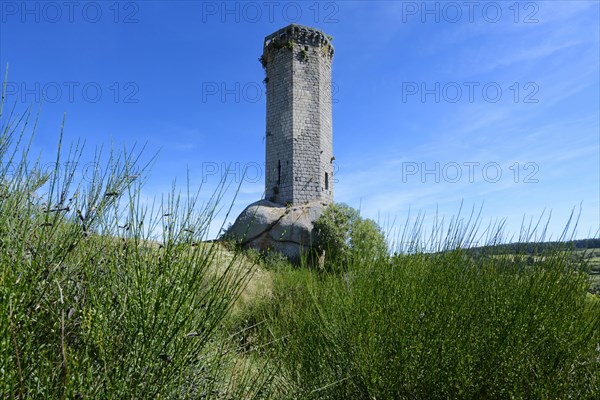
[278,160,281,185]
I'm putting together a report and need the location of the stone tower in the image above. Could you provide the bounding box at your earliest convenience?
[261,24,334,205]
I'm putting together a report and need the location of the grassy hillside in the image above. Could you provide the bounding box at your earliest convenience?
[1,80,599,399]
[236,244,600,399]
[0,81,273,398]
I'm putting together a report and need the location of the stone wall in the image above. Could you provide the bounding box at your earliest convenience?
[262,24,334,205]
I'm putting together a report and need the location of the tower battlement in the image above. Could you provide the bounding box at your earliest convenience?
[263,24,334,59]
[262,24,335,205]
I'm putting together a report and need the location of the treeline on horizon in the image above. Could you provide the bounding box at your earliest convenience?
[470,238,600,256]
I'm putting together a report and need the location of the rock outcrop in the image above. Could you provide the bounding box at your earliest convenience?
[226,200,326,261]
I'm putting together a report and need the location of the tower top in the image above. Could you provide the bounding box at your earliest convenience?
[263,24,334,58]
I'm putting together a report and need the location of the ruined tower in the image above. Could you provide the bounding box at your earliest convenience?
[261,24,334,205]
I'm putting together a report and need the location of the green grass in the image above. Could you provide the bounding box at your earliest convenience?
[248,237,600,399]
[2,71,599,399]
[0,74,271,399]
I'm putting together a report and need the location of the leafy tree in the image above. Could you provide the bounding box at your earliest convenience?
[313,203,387,269]
[349,216,388,261]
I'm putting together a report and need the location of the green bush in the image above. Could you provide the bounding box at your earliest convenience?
[261,228,600,399]
[313,203,388,269]
[349,217,388,262]
[0,74,269,399]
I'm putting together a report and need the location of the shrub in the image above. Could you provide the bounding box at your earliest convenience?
[349,217,388,262]
[312,203,387,269]
[0,73,268,399]
[262,222,600,399]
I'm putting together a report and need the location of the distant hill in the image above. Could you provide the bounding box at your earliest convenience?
[470,238,600,255]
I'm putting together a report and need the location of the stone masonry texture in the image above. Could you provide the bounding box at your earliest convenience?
[262,24,334,205]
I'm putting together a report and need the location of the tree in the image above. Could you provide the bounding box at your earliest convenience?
[313,203,388,270]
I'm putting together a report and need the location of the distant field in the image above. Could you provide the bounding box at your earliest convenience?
[572,248,600,272]
[487,247,600,293]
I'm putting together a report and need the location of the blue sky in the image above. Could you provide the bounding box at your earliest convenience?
[1,0,599,244]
